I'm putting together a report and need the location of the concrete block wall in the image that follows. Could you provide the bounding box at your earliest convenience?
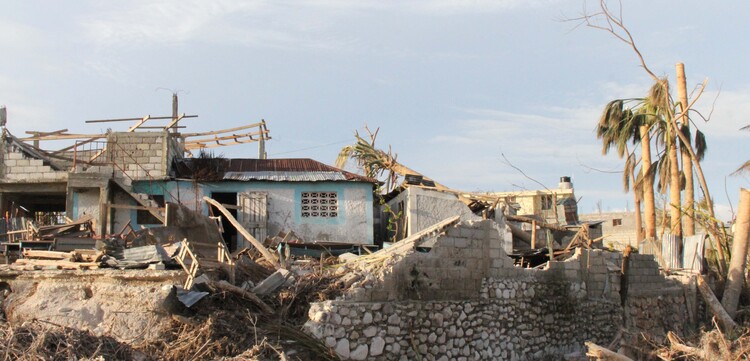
[307,220,690,360]
[1,147,67,182]
[106,132,172,181]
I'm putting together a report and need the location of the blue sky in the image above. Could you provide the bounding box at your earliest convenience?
[1,0,748,221]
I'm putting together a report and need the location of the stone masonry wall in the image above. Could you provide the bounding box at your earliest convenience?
[305,220,690,360]
[107,132,171,181]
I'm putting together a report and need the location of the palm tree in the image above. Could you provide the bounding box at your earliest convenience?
[597,92,659,242]
[597,99,649,242]
[335,127,447,192]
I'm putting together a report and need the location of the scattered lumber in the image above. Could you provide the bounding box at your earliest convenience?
[22,250,72,260]
[13,259,100,270]
[585,342,633,361]
[21,249,103,263]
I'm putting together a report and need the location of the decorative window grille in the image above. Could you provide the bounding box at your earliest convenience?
[301,191,339,218]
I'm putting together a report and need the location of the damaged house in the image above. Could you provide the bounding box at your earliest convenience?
[0,114,376,255]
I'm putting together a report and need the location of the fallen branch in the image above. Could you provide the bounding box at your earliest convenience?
[666,331,704,359]
[205,279,274,315]
[585,341,633,361]
[696,274,738,331]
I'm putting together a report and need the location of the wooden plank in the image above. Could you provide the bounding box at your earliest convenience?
[128,115,151,132]
[184,129,267,145]
[14,259,100,269]
[25,129,69,136]
[22,250,73,260]
[181,122,264,137]
[51,137,105,154]
[20,133,106,141]
[86,115,197,123]
[203,196,278,268]
[162,113,186,130]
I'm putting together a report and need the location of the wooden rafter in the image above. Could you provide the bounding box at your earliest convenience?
[163,113,186,130]
[127,115,151,132]
[25,129,69,137]
[181,122,265,137]
[51,136,104,154]
[85,115,198,123]
[20,133,106,141]
[184,129,269,146]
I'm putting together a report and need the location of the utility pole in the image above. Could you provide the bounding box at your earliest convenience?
[258,119,266,159]
[171,93,179,133]
[676,63,695,236]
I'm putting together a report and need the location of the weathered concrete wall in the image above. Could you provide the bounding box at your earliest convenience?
[1,270,182,343]
[72,188,100,222]
[383,187,482,242]
[410,187,480,236]
[579,211,638,250]
[305,220,689,360]
[134,180,374,244]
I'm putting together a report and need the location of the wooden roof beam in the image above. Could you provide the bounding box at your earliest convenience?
[181,122,265,137]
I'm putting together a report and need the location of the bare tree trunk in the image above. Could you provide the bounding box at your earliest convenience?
[634,194,643,243]
[640,126,657,240]
[677,63,695,236]
[722,188,750,318]
[668,125,682,239]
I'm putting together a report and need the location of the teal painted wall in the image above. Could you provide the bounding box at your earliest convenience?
[132,180,374,244]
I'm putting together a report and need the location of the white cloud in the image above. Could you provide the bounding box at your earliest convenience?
[691,88,750,138]
[79,0,555,50]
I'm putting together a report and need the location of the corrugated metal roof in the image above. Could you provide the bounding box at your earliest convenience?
[223,171,349,182]
[173,158,376,183]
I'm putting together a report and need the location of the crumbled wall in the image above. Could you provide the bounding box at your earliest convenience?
[1,270,181,343]
[1,147,67,182]
[305,220,690,360]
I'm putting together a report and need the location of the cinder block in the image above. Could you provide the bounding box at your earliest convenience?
[447,227,462,237]
[454,238,469,248]
[29,159,43,166]
[492,259,507,269]
[4,160,16,166]
[8,152,23,160]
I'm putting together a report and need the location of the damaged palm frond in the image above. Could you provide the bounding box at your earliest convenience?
[337,126,447,192]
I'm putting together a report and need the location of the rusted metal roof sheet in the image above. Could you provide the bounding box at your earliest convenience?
[173,158,376,183]
[223,171,349,182]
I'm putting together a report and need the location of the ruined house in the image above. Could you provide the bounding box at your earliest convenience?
[0,116,376,250]
[306,217,691,360]
[488,176,578,225]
